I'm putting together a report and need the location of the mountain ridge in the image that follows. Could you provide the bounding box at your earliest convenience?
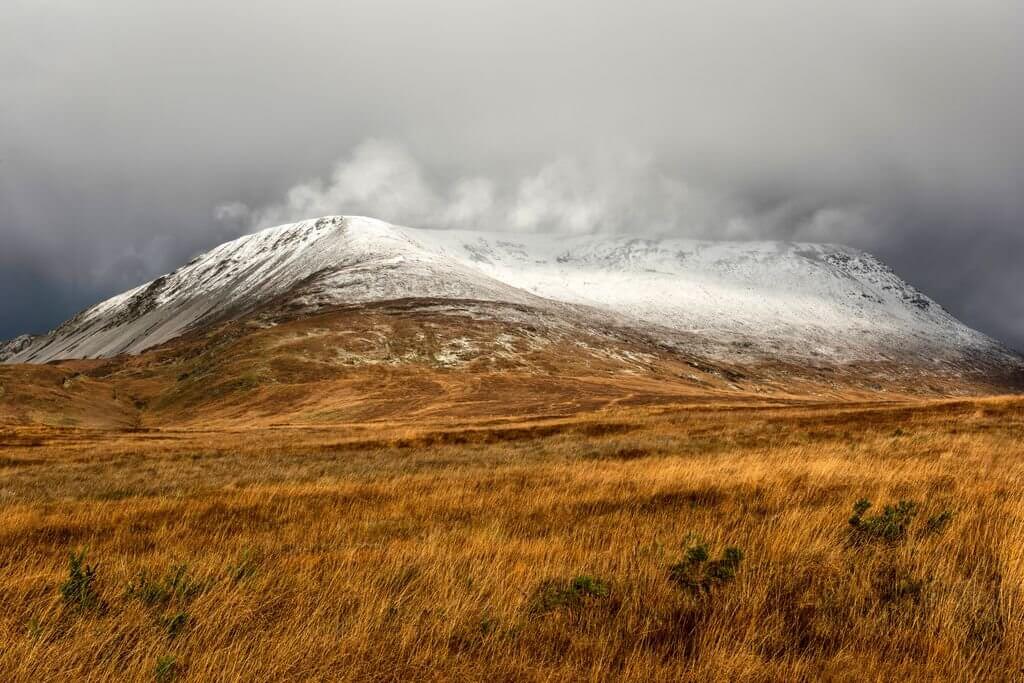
[3,215,1021,392]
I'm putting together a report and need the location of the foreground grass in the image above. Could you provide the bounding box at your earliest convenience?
[1,397,1023,681]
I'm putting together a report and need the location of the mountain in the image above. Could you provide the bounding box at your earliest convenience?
[0,335,35,361]
[3,216,1022,393]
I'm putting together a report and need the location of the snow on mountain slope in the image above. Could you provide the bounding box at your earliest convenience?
[0,335,35,362]
[4,217,548,363]
[398,228,987,358]
[3,215,1019,371]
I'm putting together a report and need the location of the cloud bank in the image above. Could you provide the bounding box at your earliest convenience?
[218,139,873,247]
[2,0,1023,348]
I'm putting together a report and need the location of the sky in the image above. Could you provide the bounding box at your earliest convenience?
[2,0,1023,349]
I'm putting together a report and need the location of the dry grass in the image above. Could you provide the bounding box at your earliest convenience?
[1,396,1024,681]
[6,303,1014,433]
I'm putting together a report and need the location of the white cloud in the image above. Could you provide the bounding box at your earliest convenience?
[220,140,854,243]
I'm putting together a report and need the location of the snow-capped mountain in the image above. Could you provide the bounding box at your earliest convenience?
[0,335,36,362]
[3,216,1020,378]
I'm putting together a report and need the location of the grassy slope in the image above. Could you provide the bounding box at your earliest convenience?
[3,303,993,434]
[1,397,1023,680]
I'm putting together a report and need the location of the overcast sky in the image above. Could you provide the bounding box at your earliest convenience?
[2,0,1023,348]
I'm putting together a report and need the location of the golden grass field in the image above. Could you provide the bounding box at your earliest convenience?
[2,391,1024,681]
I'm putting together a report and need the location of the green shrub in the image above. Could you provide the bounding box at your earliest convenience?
[228,549,260,583]
[25,616,42,640]
[923,509,954,536]
[685,544,709,564]
[873,562,928,603]
[848,499,918,543]
[126,564,203,608]
[529,575,611,613]
[669,544,744,595]
[60,551,103,612]
[162,612,189,640]
[154,655,178,682]
[569,575,610,598]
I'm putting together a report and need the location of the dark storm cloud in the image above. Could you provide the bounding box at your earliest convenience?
[2,0,1023,348]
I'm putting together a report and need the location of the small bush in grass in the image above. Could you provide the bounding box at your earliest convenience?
[849,498,955,545]
[25,617,42,641]
[570,575,610,598]
[922,509,954,536]
[60,550,103,612]
[873,562,928,603]
[684,544,709,564]
[848,499,918,543]
[162,612,189,639]
[154,655,178,682]
[707,547,744,583]
[848,498,872,525]
[529,575,611,613]
[126,564,203,608]
[668,544,744,595]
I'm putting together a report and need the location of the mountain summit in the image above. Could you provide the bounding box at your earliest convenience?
[3,216,1021,390]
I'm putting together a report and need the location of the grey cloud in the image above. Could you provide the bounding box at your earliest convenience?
[2,0,1022,348]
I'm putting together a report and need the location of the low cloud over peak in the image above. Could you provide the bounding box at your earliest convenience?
[217,140,871,246]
